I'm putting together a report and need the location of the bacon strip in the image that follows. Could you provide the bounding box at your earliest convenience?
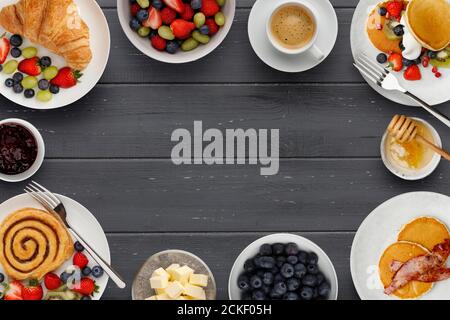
[416,268,450,282]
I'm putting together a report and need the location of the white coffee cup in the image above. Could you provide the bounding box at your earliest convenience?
[266,1,324,60]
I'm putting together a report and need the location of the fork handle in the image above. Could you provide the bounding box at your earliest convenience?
[405,92,450,128]
[68,228,127,289]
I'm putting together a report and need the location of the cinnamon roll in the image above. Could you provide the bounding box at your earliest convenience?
[0,208,73,280]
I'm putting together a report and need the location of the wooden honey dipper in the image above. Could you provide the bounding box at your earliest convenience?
[387,115,450,161]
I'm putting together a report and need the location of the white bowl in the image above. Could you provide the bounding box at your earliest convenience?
[228,233,339,300]
[0,118,45,182]
[117,0,236,64]
[380,117,442,181]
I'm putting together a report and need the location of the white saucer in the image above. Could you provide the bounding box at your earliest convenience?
[248,0,338,73]
[350,0,450,106]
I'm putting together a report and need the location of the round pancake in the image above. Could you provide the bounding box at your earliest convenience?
[379,241,433,299]
[406,0,450,50]
[398,217,450,251]
[366,3,402,54]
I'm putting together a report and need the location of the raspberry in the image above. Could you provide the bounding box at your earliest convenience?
[181,3,195,20]
[151,35,167,51]
[205,18,219,35]
[201,0,220,17]
[161,7,177,25]
[130,3,140,16]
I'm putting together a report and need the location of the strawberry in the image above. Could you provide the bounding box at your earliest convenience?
[201,0,220,17]
[4,281,23,300]
[44,273,62,290]
[22,279,43,300]
[143,7,162,29]
[205,18,219,35]
[130,3,140,16]
[0,34,10,64]
[181,3,195,20]
[150,34,167,51]
[386,1,403,18]
[160,7,177,25]
[171,19,196,39]
[50,67,82,89]
[162,0,184,14]
[72,278,98,296]
[403,64,421,81]
[73,251,89,269]
[387,53,403,71]
[18,57,41,76]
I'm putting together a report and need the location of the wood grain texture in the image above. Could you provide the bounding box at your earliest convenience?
[103,232,358,300]
[0,159,446,233]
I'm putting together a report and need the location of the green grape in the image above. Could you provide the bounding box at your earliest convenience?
[43,66,58,80]
[214,12,226,26]
[21,76,38,89]
[194,13,206,28]
[22,47,38,58]
[136,0,149,8]
[158,26,175,40]
[3,60,18,74]
[138,26,150,37]
[36,90,53,102]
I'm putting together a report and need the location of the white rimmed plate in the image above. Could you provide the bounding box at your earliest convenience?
[351,192,450,300]
[248,0,338,73]
[350,0,450,106]
[0,0,110,109]
[0,193,110,300]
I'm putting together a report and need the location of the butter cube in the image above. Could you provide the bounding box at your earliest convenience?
[165,281,185,299]
[155,288,166,295]
[156,293,171,300]
[172,265,194,284]
[145,295,157,300]
[184,284,206,300]
[150,276,169,289]
[152,267,170,280]
[166,264,181,280]
[189,274,208,287]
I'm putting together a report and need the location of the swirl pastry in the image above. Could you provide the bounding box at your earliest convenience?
[0,208,73,280]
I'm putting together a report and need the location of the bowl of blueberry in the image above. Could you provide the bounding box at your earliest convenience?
[228,234,338,300]
[117,0,235,63]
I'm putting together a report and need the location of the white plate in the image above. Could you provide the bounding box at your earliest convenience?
[350,0,450,106]
[0,0,110,109]
[117,0,236,64]
[248,0,338,73]
[350,192,450,300]
[0,193,110,300]
[228,233,338,300]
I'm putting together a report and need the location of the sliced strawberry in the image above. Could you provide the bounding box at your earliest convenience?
[22,279,43,300]
[73,251,89,269]
[143,7,162,29]
[160,7,177,25]
[50,67,82,89]
[180,3,195,20]
[387,53,403,71]
[18,57,41,76]
[44,273,62,290]
[403,64,421,81]
[130,3,141,16]
[72,278,98,296]
[150,34,167,51]
[201,0,220,17]
[162,0,184,14]
[386,1,403,18]
[171,19,196,39]
[4,281,24,300]
[0,34,10,64]
[205,18,219,35]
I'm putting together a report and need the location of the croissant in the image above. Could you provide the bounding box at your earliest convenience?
[0,0,92,70]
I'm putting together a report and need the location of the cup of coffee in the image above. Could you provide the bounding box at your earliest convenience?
[266,1,324,59]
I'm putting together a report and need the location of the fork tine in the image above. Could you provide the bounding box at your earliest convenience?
[24,187,54,212]
[359,53,389,75]
[27,183,58,207]
[30,181,61,205]
[353,63,382,86]
[356,56,387,81]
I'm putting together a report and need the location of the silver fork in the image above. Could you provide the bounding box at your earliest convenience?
[24,181,126,289]
[353,54,450,128]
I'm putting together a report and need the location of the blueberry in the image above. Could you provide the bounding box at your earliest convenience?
[0,65,2,72]
[280,263,294,278]
[297,251,308,264]
[262,272,273,285]
[24,89,35,98]
[259,256,275,269]
[413,58,421,65]
[11,47,21,58]
[269,289,282,299]
[269,266,279,275]
[286,255,298,265]
[272,243,284,255]
[273,281,287,296]
[136,9,149,22]
[130,18,141,31]
[399,41,405,51]
[199,25,210,35]
[60,271,71,284]
[283,292,299,300]
[10,34,23,47]
[318,282,331,298]
[244,259,255,273]
[250,275,262,289]
[316,272,325,285]
[302,274,317,287]
[5,78,14,87]
[300,286,314,300]
[0,272,4,283]
[402,58,414,67]
[237,275,250,291]
[308,252,319,265]
[261,284,271,295]
[40,56,52,68]
[13,83,23,93]
[241,292,252,300]
[276,255,286,267]
[253,256,262,268]
[274,273,284,284]
[378,7,387,16]
[82,266,92,276]
[259,244,272,256]
[393,25,404,36]
[38,79,50,90]
[191,0,202,9]
[428,51,437,59]
[285,243,299,256]
[286,278,300,291]
[166,41,179,54]
[294,263,307,278]
[307,263,319,275]
[74,241,84,252]
[50,84,60,94]
[152,0,163,9]
[376,53,387,64]
[81,295,91,300]
[92,266,104,278]
[12,72,23,83]
[251,290,265,300]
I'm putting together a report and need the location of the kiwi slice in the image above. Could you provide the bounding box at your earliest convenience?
[430,59,450,68]
[382,19,402,40]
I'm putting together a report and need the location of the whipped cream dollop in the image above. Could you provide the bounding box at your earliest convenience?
[400,16,422,60]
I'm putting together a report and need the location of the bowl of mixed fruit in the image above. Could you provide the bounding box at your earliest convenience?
[118,0,235,63]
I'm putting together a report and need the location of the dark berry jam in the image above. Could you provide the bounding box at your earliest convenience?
[0,123,38,175]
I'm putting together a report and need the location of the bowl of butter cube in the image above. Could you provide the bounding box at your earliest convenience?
[132,249,217,300]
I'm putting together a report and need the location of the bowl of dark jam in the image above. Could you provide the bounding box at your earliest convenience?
[0,119,45,182]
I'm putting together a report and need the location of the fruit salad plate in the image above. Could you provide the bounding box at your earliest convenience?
[350,0,450,106]
[351,192,450,300]
[0,0,110,109]
[0,193,110,300]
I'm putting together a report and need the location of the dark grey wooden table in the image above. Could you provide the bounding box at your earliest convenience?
[0,0,448,300]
